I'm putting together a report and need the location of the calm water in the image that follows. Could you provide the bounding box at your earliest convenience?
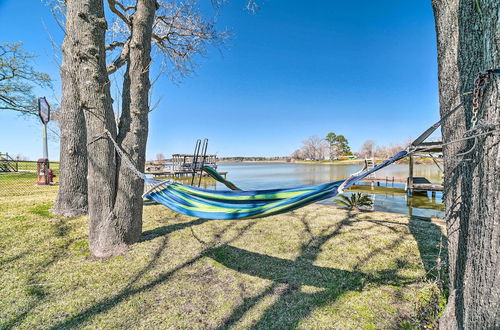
[211,162,444,218]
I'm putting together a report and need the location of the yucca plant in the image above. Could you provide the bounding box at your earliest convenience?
[334,193,373,210]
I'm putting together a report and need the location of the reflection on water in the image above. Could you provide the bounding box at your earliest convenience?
[216,162,444,218]
[333,183,444,218]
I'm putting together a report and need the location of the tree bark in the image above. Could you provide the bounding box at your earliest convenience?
[432,0,499,328]
[57,0,158,258]
[64,0,123,258]
[51,1,89,217]
[114,0,157,244]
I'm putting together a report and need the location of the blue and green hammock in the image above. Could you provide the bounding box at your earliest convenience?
[108,70,500,220]
[143,151,408,220]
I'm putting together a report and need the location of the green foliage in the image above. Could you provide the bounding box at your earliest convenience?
[334,193,373,210]
[325,132,338,145]
[69,241,91,256]
[325,132,352,157]
[0,42,52,115]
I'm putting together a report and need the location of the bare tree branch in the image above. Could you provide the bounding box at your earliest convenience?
[106,41,125,51]
[151,1,229,78]
[107,0,131,26]
[107,39,130,74]
[106,0,229,80]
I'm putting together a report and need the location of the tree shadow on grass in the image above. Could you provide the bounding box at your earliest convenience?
[358,216,447,278]
[12,209,447,329]
[213,211,418,329]
[47,220,258,329]
[140,218,209,242]
[0,250,30,266]
[408,216,447,278]
[1,219,84,329]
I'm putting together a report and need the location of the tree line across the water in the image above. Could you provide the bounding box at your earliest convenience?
[291,132,408,161]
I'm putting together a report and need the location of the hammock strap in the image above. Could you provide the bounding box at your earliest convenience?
[410,68,499,149]
[104,130,148,181]
[410,103,463,148]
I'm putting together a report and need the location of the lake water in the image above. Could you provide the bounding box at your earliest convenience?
[211,162,444,218]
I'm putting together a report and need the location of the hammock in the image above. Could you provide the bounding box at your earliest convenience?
[101,68,500,220]
[104,94,472,220]
[142,151,408,220]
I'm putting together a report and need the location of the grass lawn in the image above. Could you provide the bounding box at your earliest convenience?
[0,176,447,329]
[10,161,61,174]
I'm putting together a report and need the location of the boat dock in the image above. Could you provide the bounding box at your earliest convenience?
[407,141,444,196]
[145,147,226,179]
[363,176,406,185]
[406,177,443,196]
[146,169,227,178]
[360,176,443,195]
[361,140,444,196]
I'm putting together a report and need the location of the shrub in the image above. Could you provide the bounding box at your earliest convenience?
[334,193,373,210]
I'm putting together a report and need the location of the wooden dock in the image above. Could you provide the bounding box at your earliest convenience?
[406,177,443,196]
[407,143,444,196]
[145,152,222,179]
[359,176,443,196]
[146,169,228,178]
[362,176,406,185]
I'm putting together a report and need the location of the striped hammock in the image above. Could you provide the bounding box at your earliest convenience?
[143,151,408,220]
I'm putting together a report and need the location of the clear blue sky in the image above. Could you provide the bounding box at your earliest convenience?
[0,0,439,160]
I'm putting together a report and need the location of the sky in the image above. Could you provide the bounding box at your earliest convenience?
[0,0,439,160]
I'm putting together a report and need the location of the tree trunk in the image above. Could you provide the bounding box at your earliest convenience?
[58,0,158,258]
[63,0,123,258]
[51,1,89,217]
[432,0,499,328]
[114,0,156,244]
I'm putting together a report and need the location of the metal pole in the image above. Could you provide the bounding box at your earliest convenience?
[190,139,201,186]
[42,122,49,160]
[197,139,208,187]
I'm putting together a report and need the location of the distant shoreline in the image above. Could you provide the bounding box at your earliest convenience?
[219,157,441,166]
[219,160,289,164]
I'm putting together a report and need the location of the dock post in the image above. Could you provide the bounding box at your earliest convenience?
[408,154,414,196]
